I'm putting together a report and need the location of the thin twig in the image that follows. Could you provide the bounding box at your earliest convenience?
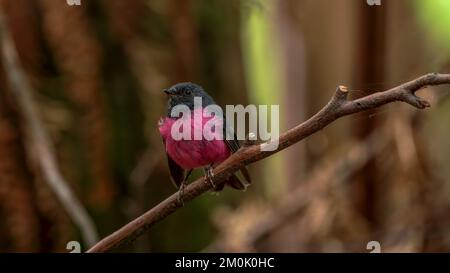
[0,12,99,247]
[87,74,450,252]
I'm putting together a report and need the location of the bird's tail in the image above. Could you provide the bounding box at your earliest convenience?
[214,166,251,191]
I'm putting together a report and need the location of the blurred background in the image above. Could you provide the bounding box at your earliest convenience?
[1,0,450,252]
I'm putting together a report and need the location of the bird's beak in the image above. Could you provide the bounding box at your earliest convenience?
[163,89,171,95]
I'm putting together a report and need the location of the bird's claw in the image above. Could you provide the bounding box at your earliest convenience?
[177,183,185,206]
[204,167,216,189]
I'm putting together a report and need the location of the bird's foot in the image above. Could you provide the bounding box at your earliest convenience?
[177,182,186,206]
[177,169,192,206]
[204,167,216,189]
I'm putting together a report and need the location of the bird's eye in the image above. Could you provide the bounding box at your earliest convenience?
[185,89,192,95]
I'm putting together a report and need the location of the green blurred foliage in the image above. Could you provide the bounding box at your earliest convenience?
[415,0,450,52]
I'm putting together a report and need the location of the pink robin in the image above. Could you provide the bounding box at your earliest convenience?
[158,82,251,204]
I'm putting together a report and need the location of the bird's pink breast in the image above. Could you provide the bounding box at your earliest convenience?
[158,109,231,169]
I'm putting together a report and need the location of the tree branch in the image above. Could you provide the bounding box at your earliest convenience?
[0,12,99,247]
[87,73,450,252]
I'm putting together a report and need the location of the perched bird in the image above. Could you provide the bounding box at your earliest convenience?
[158,82,251,203]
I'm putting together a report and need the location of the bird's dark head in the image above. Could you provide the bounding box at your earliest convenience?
[164,82,215,115]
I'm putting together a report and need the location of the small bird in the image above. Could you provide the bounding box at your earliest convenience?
[158,82,251,203]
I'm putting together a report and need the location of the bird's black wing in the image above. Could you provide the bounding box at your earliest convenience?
[223,119,252,186]
[162,138,185,189]
[223,118,240,153]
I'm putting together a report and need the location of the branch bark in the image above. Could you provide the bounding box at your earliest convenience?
[0,12,99,247]
[87,73,450,252]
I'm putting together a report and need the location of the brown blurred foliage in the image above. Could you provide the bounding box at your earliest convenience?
[0,0,450,252]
